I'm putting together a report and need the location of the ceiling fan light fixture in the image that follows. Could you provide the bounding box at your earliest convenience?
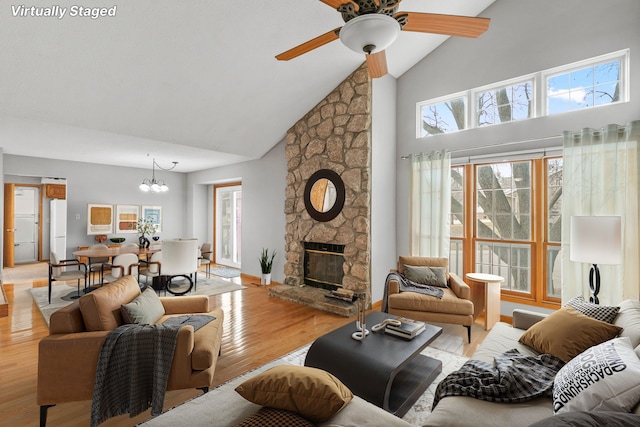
[339,14,400,54]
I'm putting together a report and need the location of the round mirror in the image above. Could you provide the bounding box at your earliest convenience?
[304,169,345,222]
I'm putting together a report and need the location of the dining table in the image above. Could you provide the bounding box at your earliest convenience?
[72,246,161,286]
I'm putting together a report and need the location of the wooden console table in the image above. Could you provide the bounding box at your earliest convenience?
[465,272,504,331]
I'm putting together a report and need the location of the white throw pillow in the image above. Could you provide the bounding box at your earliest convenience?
[553,337,640,414]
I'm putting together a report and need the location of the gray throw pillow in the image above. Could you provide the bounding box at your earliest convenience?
[402,265,447,287]
[120,287,165,324]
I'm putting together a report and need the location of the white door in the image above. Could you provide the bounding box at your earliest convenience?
[215,184,242,269]
[14,186,39,264]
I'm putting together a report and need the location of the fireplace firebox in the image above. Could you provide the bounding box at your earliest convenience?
[303,242,345,291]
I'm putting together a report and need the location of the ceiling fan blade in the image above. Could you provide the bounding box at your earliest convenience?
[319,0,352,9]
[397,12,490,38]
[275,28,341,61]
[366,50,388,78]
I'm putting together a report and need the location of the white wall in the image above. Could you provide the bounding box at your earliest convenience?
[187,140,287,282]
[371,75,398,303]
[3,155,186,260]
[395,0,640,313]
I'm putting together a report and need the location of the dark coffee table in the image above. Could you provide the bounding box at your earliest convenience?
[304,311,442,417]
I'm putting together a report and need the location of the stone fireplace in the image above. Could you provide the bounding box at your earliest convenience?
[268,65,372,317]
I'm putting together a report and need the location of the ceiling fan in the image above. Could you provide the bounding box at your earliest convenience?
[276,0,490,78]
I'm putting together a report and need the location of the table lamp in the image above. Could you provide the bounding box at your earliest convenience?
[570,216,622,304]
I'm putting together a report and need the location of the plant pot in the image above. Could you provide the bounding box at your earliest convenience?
[260,273,271,285]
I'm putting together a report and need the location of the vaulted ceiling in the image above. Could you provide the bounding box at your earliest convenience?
[0,0,494,172]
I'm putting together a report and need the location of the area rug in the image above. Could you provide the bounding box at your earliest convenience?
[30,275,245,326]
[139,344,468,426]
[210,267,241,279]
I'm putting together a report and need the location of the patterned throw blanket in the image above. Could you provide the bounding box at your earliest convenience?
[432,349,565,409]
[91,315,216,427]
[382,272,444,312]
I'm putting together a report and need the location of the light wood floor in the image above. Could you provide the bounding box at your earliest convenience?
[0,262,489,427]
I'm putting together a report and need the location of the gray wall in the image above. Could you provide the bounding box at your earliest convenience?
[395,0,640,313]
[187,140,287,282]
[3,155,186,260]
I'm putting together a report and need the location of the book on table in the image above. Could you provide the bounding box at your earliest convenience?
[385,316,426,339]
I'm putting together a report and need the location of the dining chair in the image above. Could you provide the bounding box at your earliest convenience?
[120,243,139,250]
[199,242,213,278]
[138,250,162,286]
[161,239,199,295]
[101,253,140,285]
[87,244,111,285]
[48,251,87,303]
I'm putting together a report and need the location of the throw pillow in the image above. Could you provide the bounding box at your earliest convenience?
[615,299,640,348]
[564,295,620,323]
[120,286,165,324]
[402,265,448,287]
[553,337,640,414]
[235,365,353,422]
[518,307,622,362]
[236,407,315,427]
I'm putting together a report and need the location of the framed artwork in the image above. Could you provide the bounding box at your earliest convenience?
[87,204,114,235]
[115,204,139,234]
[141,205,162,233]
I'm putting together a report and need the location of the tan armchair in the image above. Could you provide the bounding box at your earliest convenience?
[385,256,474,342]
[37,275,224,426]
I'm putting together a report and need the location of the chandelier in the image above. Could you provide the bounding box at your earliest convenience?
[139,158,178,193]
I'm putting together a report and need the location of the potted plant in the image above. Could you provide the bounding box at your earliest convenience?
[136,217,158,248]
[258,248,276,285]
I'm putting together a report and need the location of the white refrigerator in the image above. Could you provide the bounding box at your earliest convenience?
[50,199,67,258]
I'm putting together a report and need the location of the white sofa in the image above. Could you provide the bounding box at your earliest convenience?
[425,300,640,427]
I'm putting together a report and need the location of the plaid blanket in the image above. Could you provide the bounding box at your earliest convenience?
[91,315,216,427]
[382,272,444,312]
[432,349,565,409]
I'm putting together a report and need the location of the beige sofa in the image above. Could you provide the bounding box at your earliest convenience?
[426,301,640,426]
[37,275,224,426]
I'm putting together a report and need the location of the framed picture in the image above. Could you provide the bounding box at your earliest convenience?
[87,204,114,235]
[115,204,139,234]
[141,205,162,233]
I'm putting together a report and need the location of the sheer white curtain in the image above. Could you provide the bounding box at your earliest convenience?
[410,150,451,257]
[562,120,640,304]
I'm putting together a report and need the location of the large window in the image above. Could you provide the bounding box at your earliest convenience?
[450,157,562,307]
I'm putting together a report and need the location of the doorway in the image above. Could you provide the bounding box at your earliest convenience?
[12,186,40,264]
[214,183,241,269]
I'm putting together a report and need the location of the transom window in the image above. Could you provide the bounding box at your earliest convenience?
[418,94,466,137]
[477,81,533,127]
[546,58,622,115]
[416,50,629,138]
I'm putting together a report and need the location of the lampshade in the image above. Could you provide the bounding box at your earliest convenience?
[339,14,400,54]
[570,216,622,265]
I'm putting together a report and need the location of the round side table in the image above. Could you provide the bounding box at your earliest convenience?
[465,273,504,330]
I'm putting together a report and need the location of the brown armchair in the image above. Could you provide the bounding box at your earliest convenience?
[384,256,474,342]
[37,275,224,426]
